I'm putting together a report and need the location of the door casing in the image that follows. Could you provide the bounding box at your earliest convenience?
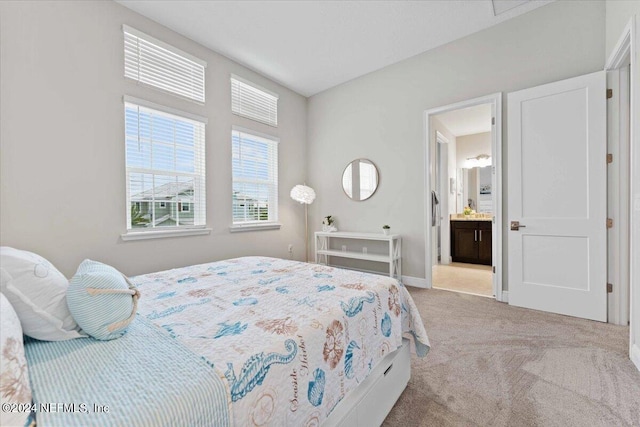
[605,15,638,370]
[423,93,503,300]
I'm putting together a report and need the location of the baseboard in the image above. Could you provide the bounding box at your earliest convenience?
[402,275,429,288]
[631,344,640,372]
[500,291,509,303]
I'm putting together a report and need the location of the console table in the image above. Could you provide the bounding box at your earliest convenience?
[314,231,402,279]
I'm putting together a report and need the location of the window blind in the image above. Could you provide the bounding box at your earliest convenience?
[125,99,206,231]
[124,25,207,103]
[232,127,279,225]
[231,75,278,127]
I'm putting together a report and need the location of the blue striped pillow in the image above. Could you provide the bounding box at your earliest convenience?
[67,260,138,340]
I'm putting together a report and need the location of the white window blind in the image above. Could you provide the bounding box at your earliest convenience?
[232,127,279,225]
[231,75,278,127]
[124,97,206,231]
[124,25,207,103]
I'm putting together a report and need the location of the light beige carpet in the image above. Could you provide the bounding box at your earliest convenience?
[432,263,493,297]
[383,288,640,427]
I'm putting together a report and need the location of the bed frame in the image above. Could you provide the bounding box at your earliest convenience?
[322,338,410,426]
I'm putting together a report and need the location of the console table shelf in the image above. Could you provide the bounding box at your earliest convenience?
[314,231,402,279]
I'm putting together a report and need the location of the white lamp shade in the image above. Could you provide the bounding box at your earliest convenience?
[290,185,316,204]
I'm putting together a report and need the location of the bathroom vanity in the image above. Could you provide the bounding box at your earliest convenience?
[450,216,492,265]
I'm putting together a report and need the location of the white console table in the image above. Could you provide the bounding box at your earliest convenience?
[314,231,401,280]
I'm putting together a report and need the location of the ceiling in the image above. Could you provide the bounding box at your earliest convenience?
[435,104,492,137]
[117,0,553,97]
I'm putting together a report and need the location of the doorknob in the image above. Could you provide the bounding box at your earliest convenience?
[510,221,526,231]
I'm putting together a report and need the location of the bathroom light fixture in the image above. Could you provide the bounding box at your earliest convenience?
[464,154,492,169]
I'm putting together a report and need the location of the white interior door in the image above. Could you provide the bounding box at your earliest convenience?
[507,71,607,322]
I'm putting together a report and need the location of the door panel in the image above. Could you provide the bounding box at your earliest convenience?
[454,228,477,261]
[521,89,589,218]
[507,71,607,322]
[478,225,492,265]
[521,235,589,290]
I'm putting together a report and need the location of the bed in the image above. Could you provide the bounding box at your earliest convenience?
[20,256,430,426]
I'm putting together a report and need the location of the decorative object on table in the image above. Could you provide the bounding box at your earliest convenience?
[290,184,316,262]
[382,225,391,236]
[322,215,337,232]
[463,206,475,216]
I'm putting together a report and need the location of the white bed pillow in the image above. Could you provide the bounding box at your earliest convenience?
[0,293,33,427]
[0,247,84,341]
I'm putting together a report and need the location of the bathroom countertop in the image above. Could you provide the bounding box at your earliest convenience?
[450,216,493,222]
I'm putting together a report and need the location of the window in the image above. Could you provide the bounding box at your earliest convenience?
[232,127,279,226]
[124,25,207,103]
[124,96,206,232]
[231,75,278,127]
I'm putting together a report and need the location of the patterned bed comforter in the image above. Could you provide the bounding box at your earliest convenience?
[133,256,430,426]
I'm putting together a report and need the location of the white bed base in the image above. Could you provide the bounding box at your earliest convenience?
[322,338,411,427]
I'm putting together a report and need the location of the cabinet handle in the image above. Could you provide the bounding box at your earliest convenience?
[474,230,477,242]
[479,230,482,241]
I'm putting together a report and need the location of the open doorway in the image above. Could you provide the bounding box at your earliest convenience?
[424,93,503,300]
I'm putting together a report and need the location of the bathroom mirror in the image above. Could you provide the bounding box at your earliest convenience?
[342,159,379,201]
[457,166,492,213]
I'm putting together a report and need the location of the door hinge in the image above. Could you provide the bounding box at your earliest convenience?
[491,117,496,125]
[607,153,613,164]
[607,89,613,99]
[492,266,495,273]
[607,218,613,228]
[607,283,613,293]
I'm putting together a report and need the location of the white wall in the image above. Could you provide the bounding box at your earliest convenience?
[307,0,605,281]
[456,132,492,169]
[430,117,457,265]
[606,0,640,60]
[633,18,640,370]
[445,131,458,220]
[0,1,308,277]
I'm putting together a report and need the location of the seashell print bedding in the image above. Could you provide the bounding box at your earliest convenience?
[133,256,430,426]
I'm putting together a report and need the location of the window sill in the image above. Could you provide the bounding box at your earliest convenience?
[121,227,212,241]
[229,223,282,233]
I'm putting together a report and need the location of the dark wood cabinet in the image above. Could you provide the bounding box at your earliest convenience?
[451,220,492,265]
[477,221,492,264]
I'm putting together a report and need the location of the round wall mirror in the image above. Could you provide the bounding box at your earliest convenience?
[342,159,379,201]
